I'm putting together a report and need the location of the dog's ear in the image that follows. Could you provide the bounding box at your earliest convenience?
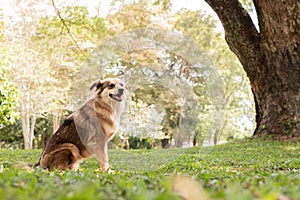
[90,80,102,91]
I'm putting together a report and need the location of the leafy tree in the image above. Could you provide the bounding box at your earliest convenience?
[2,3,109,149]
[106,2,188,146]
[107,0,172,34]
[0,16,18,129]
[36,6,108,56]
[1,1,57,149]
[104,1,253,146]
[5,42,55,149]
[174,9,254,144]
[35,6,109,132]
[203,0,300,137]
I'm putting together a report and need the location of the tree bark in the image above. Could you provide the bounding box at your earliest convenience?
[204,0,300,138]
[21,112,35,149]
[29,114,36,148]
[161,138,170,148]
[175,111,183,147]
[20,112,29,149]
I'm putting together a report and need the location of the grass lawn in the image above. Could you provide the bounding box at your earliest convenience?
[0,139,299,200]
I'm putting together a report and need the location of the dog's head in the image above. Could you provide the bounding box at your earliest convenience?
[90,78,128,103]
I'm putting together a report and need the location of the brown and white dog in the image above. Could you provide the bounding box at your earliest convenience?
[35,78,128,171]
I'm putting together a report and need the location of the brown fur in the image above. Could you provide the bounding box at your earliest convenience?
[36,78,128,171]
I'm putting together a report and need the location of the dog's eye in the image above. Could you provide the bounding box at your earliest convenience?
[109,83,115,88]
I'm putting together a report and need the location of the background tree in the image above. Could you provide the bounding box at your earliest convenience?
[0,15,18,132]
[0,0,259,148]
[5,42,54,149]
[80,0,255,147]
[35,6,108,133]
[2,1,57,149]
[174,9,254,144]
[107,0,172,34]
[1,2,109,149]
[105,1,185,147]
[203,0,300,137]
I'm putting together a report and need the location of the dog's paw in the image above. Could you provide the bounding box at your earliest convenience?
[94,167,115,174]
[107,168,116,174]
[100,163,110,172]
[14,161,33,171]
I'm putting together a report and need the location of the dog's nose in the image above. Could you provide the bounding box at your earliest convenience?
[118,88,124,95]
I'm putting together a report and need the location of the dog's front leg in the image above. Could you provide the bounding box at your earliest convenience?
[95,142,109,171]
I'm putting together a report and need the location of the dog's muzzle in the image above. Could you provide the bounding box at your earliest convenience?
[118,88,124,95]
[109,88,125,102]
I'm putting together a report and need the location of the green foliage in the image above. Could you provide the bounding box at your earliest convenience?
[0,140,299,199]
[128,136,152,149]
[0,120,23,148]
[34,117,53,137]
[107,0,171,33]
[0,75,18,129]
[0,117,53,149]
[153,0,172,11]
[38,6,108,41]
[36,6,108,65]
[0,14,18,129]
[239,0,254,12]
[174,9,220,51]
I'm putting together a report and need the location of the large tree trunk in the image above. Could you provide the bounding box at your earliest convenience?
[204,0,300,138]
[252,51,299,137]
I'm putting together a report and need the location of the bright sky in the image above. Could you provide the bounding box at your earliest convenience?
[82,0,223,32]
[0,0,258,32]
[91,0,256,32]
[0,0,223,31]
[0,0,214,16]
[84,0,218,17]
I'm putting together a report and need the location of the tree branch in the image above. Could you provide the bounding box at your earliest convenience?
[204,0,260,67]
[51,0,87,57]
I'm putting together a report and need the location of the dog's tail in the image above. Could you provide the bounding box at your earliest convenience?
[13,156,41,169]
[13,161,34,170]
[12,151,42,170]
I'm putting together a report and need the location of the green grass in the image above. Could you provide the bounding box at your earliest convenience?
[0,139,299,200]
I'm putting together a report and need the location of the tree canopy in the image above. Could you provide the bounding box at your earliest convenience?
[0,0,256,149]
